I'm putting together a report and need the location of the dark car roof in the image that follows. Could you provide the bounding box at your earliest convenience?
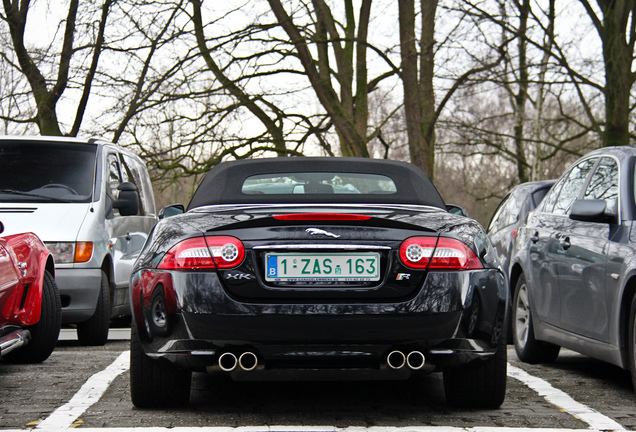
[187,157,446,210]
[582,145,636,160]
[509,179,556,195]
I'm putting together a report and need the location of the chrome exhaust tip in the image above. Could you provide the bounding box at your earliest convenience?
[386,350,406,369]
[406,351,426,370]
[218,352,238,372]
[238,351,258,371]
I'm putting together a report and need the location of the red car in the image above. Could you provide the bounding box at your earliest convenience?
[0,222,61,363]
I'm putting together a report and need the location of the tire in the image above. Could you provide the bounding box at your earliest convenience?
[512,274,560,363]
[145,287,170,338]
[77,270,110,346]
[130,325,191,408]
[628,295,636,393]
[443,331,507,408]
[5,271,61,364]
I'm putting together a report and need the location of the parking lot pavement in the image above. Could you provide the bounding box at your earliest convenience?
[1,337,635,432]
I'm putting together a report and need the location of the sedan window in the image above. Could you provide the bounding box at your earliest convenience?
[487,193,518,233]
[583,157,619,215]
[552,158,597,215]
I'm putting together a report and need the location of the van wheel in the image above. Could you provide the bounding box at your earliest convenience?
[5,271,61,363]
[77,271,110,346]
[513,274,560,363]
[130,325,191,407]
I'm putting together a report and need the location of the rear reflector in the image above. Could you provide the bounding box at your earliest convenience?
[273,213,372,221]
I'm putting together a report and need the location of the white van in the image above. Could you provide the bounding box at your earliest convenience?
[0,136,157,345]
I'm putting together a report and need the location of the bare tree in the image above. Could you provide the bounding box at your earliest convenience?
[397,0,511,179]
[264,0,399,157]
[579,0,636,147]
[3,0,91,135]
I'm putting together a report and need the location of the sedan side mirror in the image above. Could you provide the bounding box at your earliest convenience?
[446,204,468,217]
[113,182,140,216]
[569,199,608,223]
[158,204,185,219]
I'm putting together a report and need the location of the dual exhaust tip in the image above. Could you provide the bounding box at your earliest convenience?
[218,351,258,372]
[218,349,426,372]
[386,350,426,370]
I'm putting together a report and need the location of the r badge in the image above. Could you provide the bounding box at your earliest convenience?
[396,273,411,281]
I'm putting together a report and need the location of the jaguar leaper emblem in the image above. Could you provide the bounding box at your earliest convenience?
[305,228,340,238]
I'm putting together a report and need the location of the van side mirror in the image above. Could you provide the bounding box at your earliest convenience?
[158,204,185,219]
[113,182,140,216]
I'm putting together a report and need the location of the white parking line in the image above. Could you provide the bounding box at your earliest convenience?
[4,426,625,432]
[5,357,624,432]
[507,364,625,431]
[34,350,130,431]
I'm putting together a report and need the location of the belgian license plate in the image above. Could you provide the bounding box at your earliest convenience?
[265,253,380,282]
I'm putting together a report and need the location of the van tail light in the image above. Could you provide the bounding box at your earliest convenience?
[399,237,483,270]
[158,236,244,270]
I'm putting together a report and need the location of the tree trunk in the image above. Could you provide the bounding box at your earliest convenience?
[399,0,437,179]
[600,0,635,147]
[580,0,636,147]
[269,0,370,157]
[514,0,530,183]
[2,0,79,136]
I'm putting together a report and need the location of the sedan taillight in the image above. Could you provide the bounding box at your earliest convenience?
[399,237,482,270]
[158,236,244,270]
[205,236,245,268]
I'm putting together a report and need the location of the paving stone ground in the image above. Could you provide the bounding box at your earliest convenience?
[1,334,634,430]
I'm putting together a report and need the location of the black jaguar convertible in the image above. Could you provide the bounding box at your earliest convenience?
[129,157,507,408]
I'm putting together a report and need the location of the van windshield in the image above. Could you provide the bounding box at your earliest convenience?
[0,140,97,203]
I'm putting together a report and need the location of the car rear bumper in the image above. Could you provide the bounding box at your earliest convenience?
[56,268,102,323]
[131,268,507,371]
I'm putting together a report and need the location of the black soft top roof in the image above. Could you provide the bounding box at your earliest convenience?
[187,157,446,210]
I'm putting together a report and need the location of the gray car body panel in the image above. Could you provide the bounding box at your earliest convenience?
[510,146,636,371]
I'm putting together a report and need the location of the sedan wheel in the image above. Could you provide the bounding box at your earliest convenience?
[512,274,560,364]
[130,325,191,408]
[515,281,531,350]
[628,295,636,392]
[443,329,507,408]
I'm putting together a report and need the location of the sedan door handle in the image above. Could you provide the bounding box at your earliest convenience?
[560,236,571,250]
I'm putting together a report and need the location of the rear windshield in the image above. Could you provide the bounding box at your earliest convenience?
[242,172,397,195]
[0,141,97,203]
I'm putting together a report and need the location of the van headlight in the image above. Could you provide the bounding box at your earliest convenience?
[45,242,93,264]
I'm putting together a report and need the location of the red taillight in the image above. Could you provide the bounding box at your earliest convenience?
[273,213,372,221]
[399,237,483,270]
[158,236,244,270]
[205,236,245,269]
